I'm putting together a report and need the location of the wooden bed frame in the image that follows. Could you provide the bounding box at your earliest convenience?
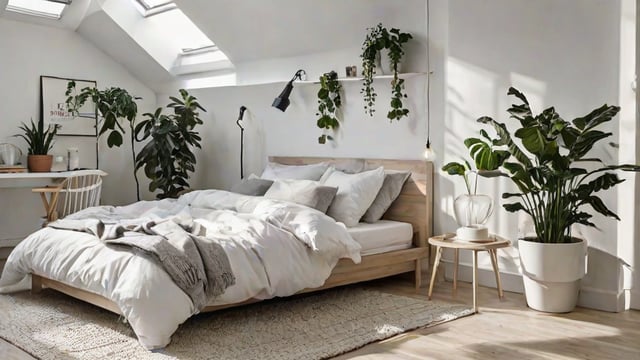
[32,157,433,314]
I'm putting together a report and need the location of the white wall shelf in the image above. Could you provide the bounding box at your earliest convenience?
[295,72,427,85]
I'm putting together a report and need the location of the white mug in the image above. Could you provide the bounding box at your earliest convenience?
[0,143,21,166]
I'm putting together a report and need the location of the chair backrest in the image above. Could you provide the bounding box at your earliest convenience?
[56,174,103,218]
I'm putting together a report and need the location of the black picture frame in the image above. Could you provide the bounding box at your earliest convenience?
[40,75,97,137]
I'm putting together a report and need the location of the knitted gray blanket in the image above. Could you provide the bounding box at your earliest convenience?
[49,217,235,311]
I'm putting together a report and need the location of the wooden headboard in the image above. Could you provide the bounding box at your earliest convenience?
[269,156,434,247]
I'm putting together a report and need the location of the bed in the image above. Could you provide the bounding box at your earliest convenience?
[0,156,433,349]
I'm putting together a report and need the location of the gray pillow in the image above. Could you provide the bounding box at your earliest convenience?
[264,179,338,213]
[361,171,411,223]
[230,178,274,196]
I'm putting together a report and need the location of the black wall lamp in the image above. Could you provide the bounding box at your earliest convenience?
[272,69,306,112]
[236,105,247,179]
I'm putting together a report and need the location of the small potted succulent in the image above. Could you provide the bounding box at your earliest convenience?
[15,119,59,172]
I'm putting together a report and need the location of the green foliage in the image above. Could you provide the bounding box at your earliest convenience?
[134,89,205,199]
[316,71,342,144]
[386,28,412,121]
[15,119,59,155]
[65,81,140,148]
[445,87,640,243]
[360,23,413,120]
[66,80,142,199]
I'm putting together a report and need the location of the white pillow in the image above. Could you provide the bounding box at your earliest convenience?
[322,166,385,227]
[260,161,329,181]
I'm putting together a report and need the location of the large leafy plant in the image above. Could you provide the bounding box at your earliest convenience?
[316,70,342,144]
[15,119,59,155]
[66,81,142,198]
[134,89,205,199]
[449,87,640,244]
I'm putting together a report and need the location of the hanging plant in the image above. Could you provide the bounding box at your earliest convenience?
[360,24,412,120]
[360,23,386,117]
[315,71,342,144]
[386,28,413,120]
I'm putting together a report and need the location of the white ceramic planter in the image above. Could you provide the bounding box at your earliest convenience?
[379,53,402,75]
[518,239,587,313]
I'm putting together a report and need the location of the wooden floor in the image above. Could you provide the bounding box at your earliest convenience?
[2,277,639,359]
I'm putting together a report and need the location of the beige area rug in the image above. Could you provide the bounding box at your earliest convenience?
[0,286,473,360]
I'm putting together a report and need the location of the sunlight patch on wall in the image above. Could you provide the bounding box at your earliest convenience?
[183,73,237,89]
[509,72,547,114]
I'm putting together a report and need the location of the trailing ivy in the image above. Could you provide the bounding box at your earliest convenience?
[316,71,342,144]
[360,24,386,117]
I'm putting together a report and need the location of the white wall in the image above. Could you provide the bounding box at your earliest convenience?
[439,0,634,311]
[0,17,156,243]
[159,3,429,191]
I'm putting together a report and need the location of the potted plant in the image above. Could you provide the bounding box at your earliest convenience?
[65,81,142,199]
[360,23,412,120]
[134,89,206,199]
[15,119,59,172]
[315,71,342,144]
[442,143,507,240]
[448,87,640,312]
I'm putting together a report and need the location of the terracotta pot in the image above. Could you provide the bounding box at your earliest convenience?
[28,154,53,172]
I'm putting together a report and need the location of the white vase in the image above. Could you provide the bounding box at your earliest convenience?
[518,239,587,313]
[380,53,402,75]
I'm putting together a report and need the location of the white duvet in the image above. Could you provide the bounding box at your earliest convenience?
[0,190,362,349]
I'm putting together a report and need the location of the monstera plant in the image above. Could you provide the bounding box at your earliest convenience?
[134,89,206,199]
[452,87,640,312]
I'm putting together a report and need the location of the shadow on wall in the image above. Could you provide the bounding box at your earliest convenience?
[578,245,629,311]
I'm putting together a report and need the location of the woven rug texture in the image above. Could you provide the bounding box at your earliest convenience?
[0,286,473,360]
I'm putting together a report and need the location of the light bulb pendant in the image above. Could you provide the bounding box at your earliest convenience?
[423,141,436,161]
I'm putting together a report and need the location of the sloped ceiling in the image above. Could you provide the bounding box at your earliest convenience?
[176,0,420,63]
[0,0,426,91]
[76,10,174,91]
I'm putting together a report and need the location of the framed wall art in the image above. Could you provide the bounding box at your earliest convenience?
[41,75,97,137]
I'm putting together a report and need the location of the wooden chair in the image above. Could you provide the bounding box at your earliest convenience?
[33,174,103,224]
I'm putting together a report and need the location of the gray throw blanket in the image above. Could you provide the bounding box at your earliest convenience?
[49,216,235,310]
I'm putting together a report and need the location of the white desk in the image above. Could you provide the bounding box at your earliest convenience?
[0,169,107,249]
[0,169,107,188]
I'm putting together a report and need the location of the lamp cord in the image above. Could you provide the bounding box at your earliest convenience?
[426,0,431,149]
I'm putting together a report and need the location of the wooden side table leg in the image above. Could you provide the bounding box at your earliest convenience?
[489,249,504,298]
[453,248,459,296]
[414,258,422,291]
[472,250,478,313]
[428,246,443,300]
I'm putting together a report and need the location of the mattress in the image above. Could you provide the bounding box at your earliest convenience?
[348,220,413,256]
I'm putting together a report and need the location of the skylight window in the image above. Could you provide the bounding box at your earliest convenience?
[151,8,215,55]
[6,0,68,20]
[134,0,176,16]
